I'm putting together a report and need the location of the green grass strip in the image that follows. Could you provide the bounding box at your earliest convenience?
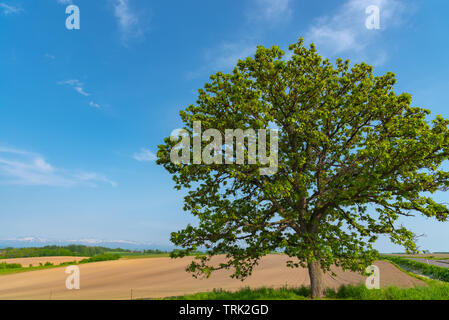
[381,255,449,282]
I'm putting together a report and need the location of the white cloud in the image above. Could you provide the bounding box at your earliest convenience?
[187,41,257,79]
[74,87,89,96]
[189,0,290,79]
[114,0,143,44]
[59,81,106,110]
[114,0,137,29]
[201,41,257,74]
[89,101,100,109]
[57,0,72,4]
[212,42,256,70]
[74,172,117,187]
[44,53,56,60]
[304,0,409,65]
[0,2,22,15]
[250,0,292,24]
[133,148,157,162]
[58,79,90,97]
[0,147,116,187]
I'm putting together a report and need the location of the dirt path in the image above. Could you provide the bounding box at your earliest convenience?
[0,255,426,300]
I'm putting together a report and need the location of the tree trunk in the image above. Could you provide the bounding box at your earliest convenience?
[308,261,326,299]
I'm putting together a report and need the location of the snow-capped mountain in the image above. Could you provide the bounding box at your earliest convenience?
[0,237,173,251]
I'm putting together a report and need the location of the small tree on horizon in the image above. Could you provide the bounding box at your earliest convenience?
[157,38,449,298]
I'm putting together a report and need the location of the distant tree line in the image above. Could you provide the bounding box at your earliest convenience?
[142,249,166,254]
[0,245,199,259]
[0,245,131,258]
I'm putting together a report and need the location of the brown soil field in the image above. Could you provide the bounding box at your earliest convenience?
[0,255,425,300]
[0,257,88,267]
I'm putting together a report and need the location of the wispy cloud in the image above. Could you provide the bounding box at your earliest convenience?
[133,148,157,162]
[58,80,105,109]
[74,172,117,187]
[304,0,410,65]
[57,0,73,4]
[0,2,22,15]
[210,42,257,71]
[113,0,143,45]
[44,53,56,60]
[249,0,292,24]
[187,41,257,79]
[89,101,100,109]
[186,41,257,79]
[0,147,117,187]
[58,79,90,97]
[190,0,291,79]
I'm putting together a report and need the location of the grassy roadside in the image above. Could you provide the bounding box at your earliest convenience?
[164,282,449,300]
[164,287,310,300]
[381,255,449,282]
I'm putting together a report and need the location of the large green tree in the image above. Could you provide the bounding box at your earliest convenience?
[157,38,449,298]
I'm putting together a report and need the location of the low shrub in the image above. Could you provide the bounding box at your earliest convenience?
[0,262,22,269]
[79,253,121,264]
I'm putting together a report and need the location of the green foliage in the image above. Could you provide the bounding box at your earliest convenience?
[0,262,22,269]
[166,287,310,300]
[142,249,167,254]
[157,37,449,281]
[326,284,449,300]
[109,249,170,257]
[169,249,205,258]
[58,260,79,266]
[383,256,449,282]
[79,253,121,263]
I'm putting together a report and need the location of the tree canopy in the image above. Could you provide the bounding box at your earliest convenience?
[157,38,449,297]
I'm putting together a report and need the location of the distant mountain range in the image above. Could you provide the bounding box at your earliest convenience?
[0,237,174,251]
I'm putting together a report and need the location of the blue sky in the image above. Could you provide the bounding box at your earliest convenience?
[0,0,449,252]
